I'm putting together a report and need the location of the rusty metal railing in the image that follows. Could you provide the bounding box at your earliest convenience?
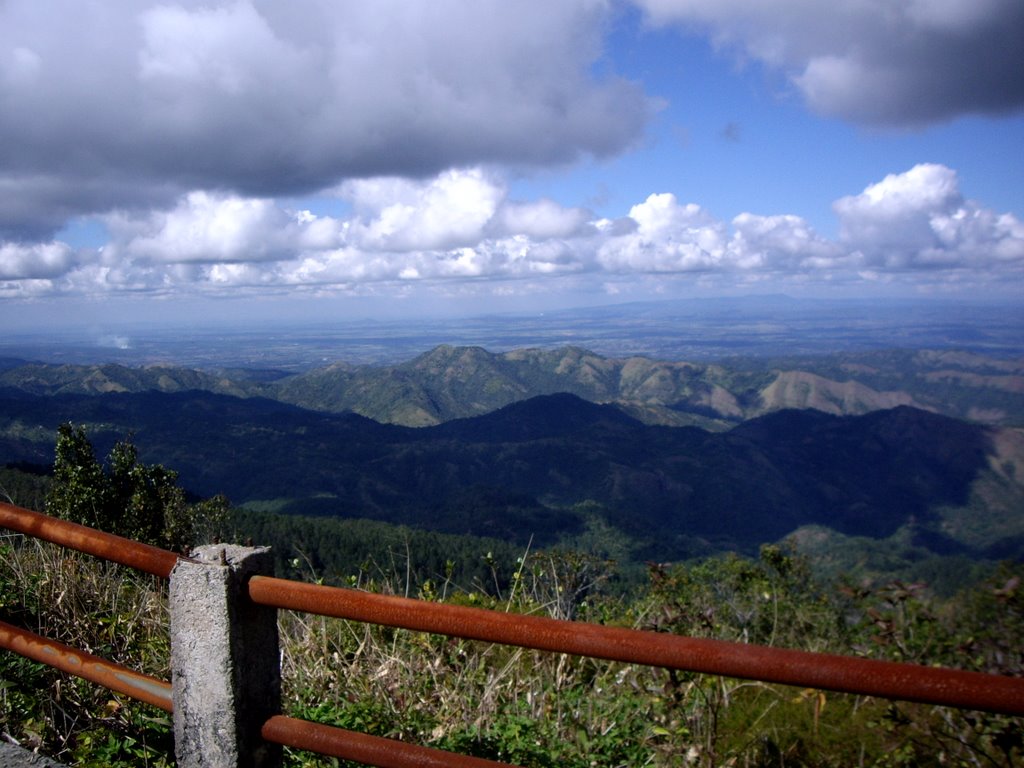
[0,501,521,767]
[261,716,509,768]
[0,620,173,712]
[0,500,178,578]
[3,499,1024,768]
[246,574,1024,717]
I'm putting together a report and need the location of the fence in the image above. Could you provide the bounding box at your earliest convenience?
[2,499,1023,767]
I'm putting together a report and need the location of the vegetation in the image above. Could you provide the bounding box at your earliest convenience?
[2,527,1021,767]
[0,463,49,512]
[3,392,1022,564]
[229,506,531,593]
[1,422,1021,766]
[45,422,230,552]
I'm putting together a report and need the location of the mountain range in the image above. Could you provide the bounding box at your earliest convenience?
[2,344,1023,430]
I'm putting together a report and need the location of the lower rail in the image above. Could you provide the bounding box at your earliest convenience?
[262,716,509,768]
[0,620,514,768]
[0,619,173,713]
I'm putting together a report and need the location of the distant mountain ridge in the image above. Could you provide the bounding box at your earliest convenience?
[1,388,1021,562]
[2,344,1023,429]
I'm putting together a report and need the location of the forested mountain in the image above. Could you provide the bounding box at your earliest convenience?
[2,345,1022,429]
[2,388,1021,563]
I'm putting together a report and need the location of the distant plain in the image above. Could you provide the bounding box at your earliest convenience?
[3,296,1023,370]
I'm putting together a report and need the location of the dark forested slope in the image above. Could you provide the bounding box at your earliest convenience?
[2,388,1018,560]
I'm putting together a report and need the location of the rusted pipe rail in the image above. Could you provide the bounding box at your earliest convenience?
[0,619,173,712]
[248,575,1024,717]
[262,716,510,768]
[0,501,179,579]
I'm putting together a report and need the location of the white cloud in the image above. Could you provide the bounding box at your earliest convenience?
[730,213,846,270]
[2,164,1021,298]
[102,192,315,264]
[82,169,601,290]
[493,200,592,240]
[0,241,75,279]
[598,194,729,272]
[138,2,310,94]
[833,163,1024,269]
[339,169,505,252]
[632,0,1024,126]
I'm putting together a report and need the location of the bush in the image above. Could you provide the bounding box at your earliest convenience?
[46,423,229,552]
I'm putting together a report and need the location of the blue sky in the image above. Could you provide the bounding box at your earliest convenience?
[1,0,1022,330]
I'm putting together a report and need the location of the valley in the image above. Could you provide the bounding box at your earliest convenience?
[2,377,1022,591]
[2,297,1022,593]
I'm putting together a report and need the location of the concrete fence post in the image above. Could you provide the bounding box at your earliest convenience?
[169,544,281,768]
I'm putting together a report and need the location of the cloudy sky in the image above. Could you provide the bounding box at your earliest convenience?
[1,0,1022,330]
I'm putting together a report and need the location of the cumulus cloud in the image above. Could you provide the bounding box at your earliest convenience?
[633,0,1024,126]
[598,194,729,272]
[338,169,505,252]
[2,164,1021,299]
[103,192,312,264]
[596,197,851,275]
[492,200,593,241]
[0,241,75,279]
[0,0,649,240]
[74,169,599,290]
[730,213,846,270]
[834,164,1024,268]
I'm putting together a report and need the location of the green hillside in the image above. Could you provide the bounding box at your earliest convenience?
[3,345,1023,428]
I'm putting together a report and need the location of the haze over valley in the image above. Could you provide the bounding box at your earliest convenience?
[3,295,1022,369]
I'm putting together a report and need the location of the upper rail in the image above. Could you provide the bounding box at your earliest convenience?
[0,500,179,578]
[247,574,1024,716]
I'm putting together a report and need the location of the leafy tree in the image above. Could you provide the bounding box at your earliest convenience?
[45,423,225,551]
[105,437,184,547]
[46,423,108,530]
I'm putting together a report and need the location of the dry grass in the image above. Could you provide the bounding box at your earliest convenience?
[0,537,172,764]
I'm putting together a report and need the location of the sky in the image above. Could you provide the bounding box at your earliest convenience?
[1,0,1023,330]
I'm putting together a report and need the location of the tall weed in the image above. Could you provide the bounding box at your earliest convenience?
[0,537,173,766]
